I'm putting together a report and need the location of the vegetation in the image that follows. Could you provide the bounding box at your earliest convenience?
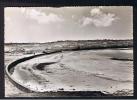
[5,39,133,54]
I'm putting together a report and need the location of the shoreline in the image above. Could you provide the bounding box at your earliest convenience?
[5,48,131,95]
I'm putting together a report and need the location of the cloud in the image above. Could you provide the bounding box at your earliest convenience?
[90,8,102,15]
[81,7,118,27]
[22,8,64,24]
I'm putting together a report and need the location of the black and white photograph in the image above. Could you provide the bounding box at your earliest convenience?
[4,6,133,97]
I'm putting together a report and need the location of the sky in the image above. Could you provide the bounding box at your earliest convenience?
[5,6,133,43]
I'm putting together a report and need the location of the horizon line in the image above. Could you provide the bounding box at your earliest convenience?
[5,39,133,44]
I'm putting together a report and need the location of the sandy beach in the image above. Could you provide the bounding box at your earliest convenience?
[5,48,133,97]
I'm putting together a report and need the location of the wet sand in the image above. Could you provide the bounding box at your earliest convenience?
[7,49,133,96]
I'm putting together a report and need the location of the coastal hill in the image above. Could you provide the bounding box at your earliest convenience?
[5,39,133,54]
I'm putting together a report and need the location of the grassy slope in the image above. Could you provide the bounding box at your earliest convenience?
[5,40,133,54]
